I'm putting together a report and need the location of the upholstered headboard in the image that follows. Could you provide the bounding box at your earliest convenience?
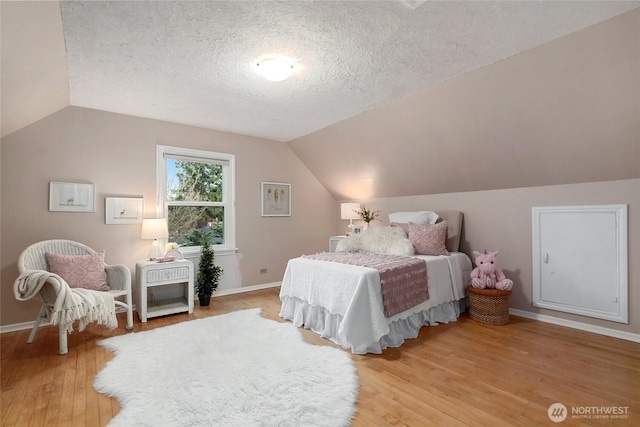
[436,210,464,253]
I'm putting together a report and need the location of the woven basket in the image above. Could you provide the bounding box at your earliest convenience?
[467,285,511,325]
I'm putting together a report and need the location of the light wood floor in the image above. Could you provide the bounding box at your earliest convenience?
[2,287,639,426]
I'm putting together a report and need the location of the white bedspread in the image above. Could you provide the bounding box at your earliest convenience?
[279,252,471,354]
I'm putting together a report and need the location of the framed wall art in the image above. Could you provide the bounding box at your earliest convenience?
[261,182,291,217]
[49,182,96,212]
[105,197,144,224]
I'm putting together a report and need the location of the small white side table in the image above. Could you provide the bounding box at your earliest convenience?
[135,259,194,322]
[329,236,347,252]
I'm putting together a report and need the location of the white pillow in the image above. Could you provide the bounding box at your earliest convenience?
[335,226,414,256]
[335,236,362,253]
[388,211,439,225]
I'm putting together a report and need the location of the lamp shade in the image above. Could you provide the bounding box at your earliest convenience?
[141,218,168,240]
[340,203,360,220]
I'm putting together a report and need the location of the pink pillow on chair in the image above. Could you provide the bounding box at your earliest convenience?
[46,251,110,291]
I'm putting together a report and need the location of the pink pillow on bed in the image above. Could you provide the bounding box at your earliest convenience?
[46,251,110,291]
[408,221,449,256]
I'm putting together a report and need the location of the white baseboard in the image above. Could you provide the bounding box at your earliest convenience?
[0,321,39,334]
[213,282,281,297]
[509,308,640,343]
[1,283,283,334]
[0,305,136,334]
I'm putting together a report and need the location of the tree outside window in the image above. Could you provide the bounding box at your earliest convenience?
[166,159,225,247]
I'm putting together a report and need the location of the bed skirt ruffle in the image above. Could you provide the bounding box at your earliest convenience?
[279,296,467,354]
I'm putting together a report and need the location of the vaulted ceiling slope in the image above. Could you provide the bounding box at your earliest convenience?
[288,8,640,200]
[2,1,638,140]
[1,1,69,138]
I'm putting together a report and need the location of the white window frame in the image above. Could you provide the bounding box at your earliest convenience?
[156,145,236,255]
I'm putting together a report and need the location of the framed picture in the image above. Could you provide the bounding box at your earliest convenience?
[261,182,291,217]
[49,182,95,212]
[105,197,144,224]
[351,225,364,235]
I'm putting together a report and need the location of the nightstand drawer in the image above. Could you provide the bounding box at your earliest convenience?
[146,266,190,283]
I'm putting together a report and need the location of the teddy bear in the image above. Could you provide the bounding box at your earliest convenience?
[470,250,513,291]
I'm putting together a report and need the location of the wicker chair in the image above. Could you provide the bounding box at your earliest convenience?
[17,240,133,354]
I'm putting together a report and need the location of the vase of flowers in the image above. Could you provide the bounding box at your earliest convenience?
[354,203,380,229]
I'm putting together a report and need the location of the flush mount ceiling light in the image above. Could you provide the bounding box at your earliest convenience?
[256,57,294,82]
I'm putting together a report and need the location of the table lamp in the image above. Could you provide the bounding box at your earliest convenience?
[141,218,169,260]
[340,203,360,235]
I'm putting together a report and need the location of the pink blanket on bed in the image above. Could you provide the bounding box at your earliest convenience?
[302,252,429,317]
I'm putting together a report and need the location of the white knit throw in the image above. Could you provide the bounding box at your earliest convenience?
[14,270,117,333]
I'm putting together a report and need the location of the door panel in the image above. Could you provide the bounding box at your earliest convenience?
[532,205,627,323]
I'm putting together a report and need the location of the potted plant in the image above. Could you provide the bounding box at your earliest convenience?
[195,233,223,307]
[355,203,380,229]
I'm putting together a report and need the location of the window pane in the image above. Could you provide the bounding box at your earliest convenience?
[168,205,224,246]
[166,159,223,202]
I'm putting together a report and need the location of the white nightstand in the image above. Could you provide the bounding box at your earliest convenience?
[329,236,347,252]
[135,259,194,322]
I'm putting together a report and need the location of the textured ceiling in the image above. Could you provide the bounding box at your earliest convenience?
[60,1,639,142]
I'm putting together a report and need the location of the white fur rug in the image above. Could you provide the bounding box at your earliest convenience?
[95,308,358,427]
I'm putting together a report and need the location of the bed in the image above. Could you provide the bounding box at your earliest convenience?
[279,210,472,354]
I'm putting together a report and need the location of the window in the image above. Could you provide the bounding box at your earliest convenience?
[156,145,235,251]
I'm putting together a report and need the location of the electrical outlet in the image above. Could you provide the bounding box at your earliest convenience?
[260,268,268,274]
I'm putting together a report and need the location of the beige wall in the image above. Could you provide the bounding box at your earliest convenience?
[336,179,640,334]
[288,8,640,200]
[1,106,336,326]
[0,1,70,138]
